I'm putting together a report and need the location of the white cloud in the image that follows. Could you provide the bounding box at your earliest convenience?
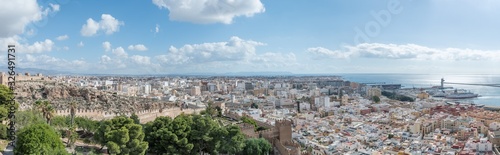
[22,39,54,53]
[128,44,148,51]
[80,18,99,36]
[152,0,265,24]
[100,55,112,64]
[56,35,69,41]
[103,41,112,52]
[22,54,90,71]
[156,36,264,64]
[98,54,126,70]
[0,36,54,53]
[130,55,151,65]
[78,41,84,47]
[0,1,60,37]
[80,14,124,36]
[307,43,500,61]
[112,47,128,58]
[49,3,60,12]
[155,24,160,33]
[62,46,69,51]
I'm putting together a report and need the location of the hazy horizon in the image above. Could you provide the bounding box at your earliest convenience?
[1,0,500,75]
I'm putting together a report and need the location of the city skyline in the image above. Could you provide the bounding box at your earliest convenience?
[1,0,500,74]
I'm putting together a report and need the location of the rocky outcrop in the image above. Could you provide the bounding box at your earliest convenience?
[14,81,175,113]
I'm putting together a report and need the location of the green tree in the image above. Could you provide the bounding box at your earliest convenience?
[0,84,19,126]
[13,110,46,129]
[75,116,99,133]
[215,106,222,117]
[219,125,246,154]
[69,101,77,128]
[372,96,381,103]
[67,101,78,148]
[241,116,258,129]
[242,138,272,155]
[50,116,70,129]
[130,113,140,124]
[388,134,394,139]
[251,103,258,109]
[95,116,148,155]
[144,115,194,154]
[189,115,220,154]
[35,100,56,124]
[14,123,68,155]
[0,124,7,139]
[203,102,217,118]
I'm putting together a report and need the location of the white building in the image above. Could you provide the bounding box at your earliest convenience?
[144,84,151,95]
[314,96,330,108]
[465,138,492,152]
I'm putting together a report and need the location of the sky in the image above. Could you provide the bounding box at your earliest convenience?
[1,0,500,75]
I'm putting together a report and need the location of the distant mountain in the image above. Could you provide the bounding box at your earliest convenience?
[222,71,295,76]
[0,67,311,77]
[0,66,73,76]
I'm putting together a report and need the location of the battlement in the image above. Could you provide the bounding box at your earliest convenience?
[274,139,301,155]
[0,72,47,86]
[54,107,194,123]
[275,119,292,127]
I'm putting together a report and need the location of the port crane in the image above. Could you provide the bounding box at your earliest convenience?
[441,78,500,88]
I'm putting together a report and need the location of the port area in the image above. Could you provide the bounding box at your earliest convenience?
[392,86,489,108]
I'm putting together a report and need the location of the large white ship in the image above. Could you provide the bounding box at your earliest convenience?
[445,89,479,99]
[427,78,479,99]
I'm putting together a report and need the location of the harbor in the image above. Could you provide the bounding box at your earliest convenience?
[380,78,500,110]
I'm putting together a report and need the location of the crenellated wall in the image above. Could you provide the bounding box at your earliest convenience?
[238,123,258,138]
[223,110,299,155]
[55,107,197,123]
[274,139,301,155]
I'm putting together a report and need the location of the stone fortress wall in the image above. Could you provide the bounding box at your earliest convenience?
[55,107,197,124]
[0,72,48,86]
[224,110,302,155]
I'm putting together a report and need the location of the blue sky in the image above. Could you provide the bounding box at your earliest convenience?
[1,0,500,74]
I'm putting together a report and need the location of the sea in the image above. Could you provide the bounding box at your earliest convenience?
[338,74,500,107]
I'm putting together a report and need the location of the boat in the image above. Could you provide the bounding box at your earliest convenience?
[445,89,479,99]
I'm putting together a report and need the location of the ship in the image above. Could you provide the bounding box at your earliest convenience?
[444,89,479,99]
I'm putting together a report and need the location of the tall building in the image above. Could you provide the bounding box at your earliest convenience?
[144,84,151,95]
[366,87,382,98]
[245,82,254,90]
[191,86,201,96]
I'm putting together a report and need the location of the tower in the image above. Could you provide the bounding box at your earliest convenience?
[441,78,445,89]
[296,101,300,113]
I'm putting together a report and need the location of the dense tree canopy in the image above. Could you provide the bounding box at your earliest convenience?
[189,114,220,154]
[241,116,258,129]
[219,125,246,154]
[145,114,248,155]
[14,123,68,155]
[242,138,272,155]
[95,116,148,155]
[0,84,18,121]
[130,113,140,124]
[144,115,194,154]
[13,110,46,129]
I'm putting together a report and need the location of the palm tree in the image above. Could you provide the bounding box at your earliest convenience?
[35,100,55,124]
[69,101,77,128]
[68,101,78,147]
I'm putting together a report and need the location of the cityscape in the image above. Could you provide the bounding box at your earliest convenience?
[2,0,500,155]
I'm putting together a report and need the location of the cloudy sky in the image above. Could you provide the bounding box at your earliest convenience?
[1,0,499,74]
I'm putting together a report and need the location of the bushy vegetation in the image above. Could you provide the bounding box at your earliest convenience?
[0,84,273,154]
[15,123,68,155]
[382,91,415,102]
